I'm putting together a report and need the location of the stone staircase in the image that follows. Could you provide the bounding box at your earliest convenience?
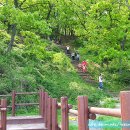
[57,44,97,84]
[7,116,47,130]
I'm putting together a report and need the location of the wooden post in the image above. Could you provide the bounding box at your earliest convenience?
[39,89,42,115]
[44,92,48,127]
[47,97,52,130]
[78,96,89,130]
[61,97,69,130]
[52,98,58,130]
[1,99,7,130]
[41,90,45,117]
[12,90,16,116]
[120,91,130,130]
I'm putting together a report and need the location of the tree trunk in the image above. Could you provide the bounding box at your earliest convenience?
[119,29,127,73]
[7,24,16,53]
[126,0,130,10]
[7,0,18,52]
[119,58,122,74]
[7,23,11,34]
[14,0,18,8]
[64,27,67,37]
[120,29,127,51]
[46,3,53,20]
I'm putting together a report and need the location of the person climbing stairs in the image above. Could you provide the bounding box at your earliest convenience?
[56,44,97,84]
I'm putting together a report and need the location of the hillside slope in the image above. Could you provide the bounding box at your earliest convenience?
[0,41,108,106]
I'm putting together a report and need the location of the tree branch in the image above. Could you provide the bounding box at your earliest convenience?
[21,2,49,10]
[46,3,54,20]
[19,0,26,8]
[126,0,130,10]
[14,0,18,8]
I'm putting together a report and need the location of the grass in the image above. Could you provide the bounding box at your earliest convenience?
[69,124,78,130]
[99,97,119,108]
[0,49,109,107]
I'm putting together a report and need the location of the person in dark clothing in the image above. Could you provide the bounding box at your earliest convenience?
[76,53,80,61]
[71,52,75,60]
[75,52,77,58]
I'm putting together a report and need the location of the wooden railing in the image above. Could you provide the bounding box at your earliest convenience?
[39,90,73,130]
[71,91,130,130]
[35,90,130,130]
[0,90,40,116]
[0,90,130,130]
[0,99,7,130]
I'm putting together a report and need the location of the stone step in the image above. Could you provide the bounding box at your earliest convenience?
[7,116,44,124]
[66,53,71,55]
[79,73,90,76]
[71,60,79,64]
[82,76,92,79]
[56,44,97,85]
[86,79,97,84]
[7,123,47,130]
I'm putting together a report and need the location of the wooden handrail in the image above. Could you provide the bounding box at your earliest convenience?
[0,95,11,97]
[69,109,96,120]
[89,107,121,118]
[0,108,7,111]
[1,90,130,130]
[69,109,78,115]
[15,103,39,106]
[16,92,38,95]
[0,92,38,97]
[7,106,12,108]
[57,103,72,109]
[11,90,41,116]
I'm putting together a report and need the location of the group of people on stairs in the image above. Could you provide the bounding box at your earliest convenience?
[66,45,104,90]
[66,45,80,61]
[66,45,88,73]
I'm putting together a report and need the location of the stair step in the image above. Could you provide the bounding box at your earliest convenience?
[56,44,97,85]
[82,75,88,77]
[86,79,97,83]
[79,73,90,76]
[78,71,89,74]
[7,123,47,130]
[7,116,44,124]
[71,60,78,63]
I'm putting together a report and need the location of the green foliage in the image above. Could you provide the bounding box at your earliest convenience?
[0,30,10,53]
[71,39,84,47]
[52,52,74,71]
[69,125,78,130]
[0,0,130,117]
[99,97,118,108]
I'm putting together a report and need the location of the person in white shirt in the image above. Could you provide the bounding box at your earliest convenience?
[66,46,70,54]
[99,74,103,89]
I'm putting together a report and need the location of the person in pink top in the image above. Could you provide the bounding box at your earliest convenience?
[81,60,88,73]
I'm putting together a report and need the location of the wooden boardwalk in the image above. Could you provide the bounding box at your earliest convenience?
[7,116,47,130]
[7,123,46,130]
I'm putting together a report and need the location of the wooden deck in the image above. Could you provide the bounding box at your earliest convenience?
[7,116,47,130]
